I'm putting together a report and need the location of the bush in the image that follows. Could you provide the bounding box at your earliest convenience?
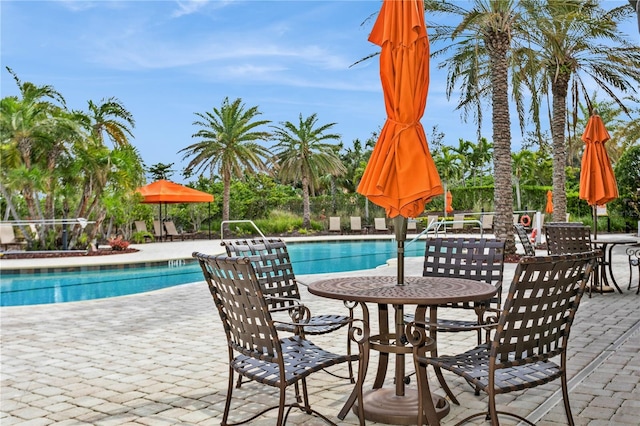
[108,236,130,251]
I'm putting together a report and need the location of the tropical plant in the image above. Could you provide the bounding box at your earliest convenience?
[517,0,640,222]
[180,97,272,231]
[271,113,346,228]
[424,0,520,253]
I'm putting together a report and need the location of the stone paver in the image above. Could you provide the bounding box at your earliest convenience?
[2,234,639,425]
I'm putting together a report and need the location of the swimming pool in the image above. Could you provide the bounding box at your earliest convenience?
[1,239,425,306]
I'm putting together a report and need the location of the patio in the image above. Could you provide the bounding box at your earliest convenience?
[1,237,639,425]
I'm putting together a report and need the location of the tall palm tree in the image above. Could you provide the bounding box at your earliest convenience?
[85,97,135,147]
[271,113,346,228]
[180,97,271,229]
[425,0,520,253]
[511,149,535,210]
[518,0,640,222]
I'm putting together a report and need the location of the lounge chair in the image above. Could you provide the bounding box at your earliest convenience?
[0,224,27,251]
[163,220,195,241]
[481,214,494,232]
[407,218,418,233]
[374,217,388,233]
[328,216,341,233]
[152,220,164,241]
[349,216,364,234]
[134,221,152,242]
[451,213,465,232]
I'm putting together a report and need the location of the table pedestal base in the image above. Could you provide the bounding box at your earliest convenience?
[354,388,450,425]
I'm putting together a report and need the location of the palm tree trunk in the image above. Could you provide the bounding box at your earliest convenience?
[302,176,311,228]
[551,76,570,223]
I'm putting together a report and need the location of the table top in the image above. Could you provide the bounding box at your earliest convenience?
[308,275,497,305]
[591,238,638,245]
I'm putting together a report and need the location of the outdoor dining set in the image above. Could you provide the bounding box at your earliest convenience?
[188,215,640,425]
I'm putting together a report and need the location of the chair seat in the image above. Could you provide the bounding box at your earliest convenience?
[231,335,357,387]
[276,314,350,335]
[423,344,563,394]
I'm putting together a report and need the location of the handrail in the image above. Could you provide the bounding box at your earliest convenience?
[406,218,484,246]
[220,220,266,240]
[0,218,93,229]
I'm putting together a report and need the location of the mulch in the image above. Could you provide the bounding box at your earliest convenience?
[1,248,139,259]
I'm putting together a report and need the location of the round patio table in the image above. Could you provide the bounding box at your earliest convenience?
[308,275,497,426]
[591,237,638,294]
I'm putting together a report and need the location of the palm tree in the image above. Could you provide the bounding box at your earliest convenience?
[511,149,535,210]
[180,97,271,229]
[425,0,520,253]
[271,113,346,228]
[85,97,135,147]
[517,0,640,222]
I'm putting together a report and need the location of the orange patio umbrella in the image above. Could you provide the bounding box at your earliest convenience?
[357,0,442,286]
[445,190,454,215]
[578,115,618,238]
[136,179,214,239]
[545,190,553,214]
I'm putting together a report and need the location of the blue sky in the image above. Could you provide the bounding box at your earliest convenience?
[1,1,638,183]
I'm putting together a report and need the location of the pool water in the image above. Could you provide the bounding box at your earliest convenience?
[1,239,425,306]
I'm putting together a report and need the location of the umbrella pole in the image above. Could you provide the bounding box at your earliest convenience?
[393,216,408,285]
[593,205,597,239]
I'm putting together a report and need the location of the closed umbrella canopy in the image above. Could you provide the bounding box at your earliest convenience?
[445,190,454,214]
[579,115,618,206]
[545,190,553,214]
[578,115,618,237]
[136,179,214,204]
[357,0,442,219]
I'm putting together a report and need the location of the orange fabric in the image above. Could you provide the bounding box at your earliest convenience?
[445,191,453,213]
[357,0,442,218]
[545,190,553,214]
[579,115,618,206]
[136,179,214,204]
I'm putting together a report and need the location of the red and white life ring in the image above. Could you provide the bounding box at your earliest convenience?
[520,214,531,227]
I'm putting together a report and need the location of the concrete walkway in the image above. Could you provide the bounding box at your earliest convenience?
[1,234,639,425]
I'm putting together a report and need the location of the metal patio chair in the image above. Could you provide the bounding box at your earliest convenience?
[514,224,536,256]
[193,253,366,426]
[406,237,505,404]
[407,251,598,426]
[222,238,355,383]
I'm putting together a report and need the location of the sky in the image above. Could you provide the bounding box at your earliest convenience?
[1,0,638,184]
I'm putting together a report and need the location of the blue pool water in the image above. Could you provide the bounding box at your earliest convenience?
[1,239,425,306]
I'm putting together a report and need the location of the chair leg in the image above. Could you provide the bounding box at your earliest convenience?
[222,367,235,426]
[276,384,286,426]
[488,390,499,426]
[414,359,441,426]
[560,371,575,426]
[433,365,459,405]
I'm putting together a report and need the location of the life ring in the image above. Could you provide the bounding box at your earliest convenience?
[520,214,531,227]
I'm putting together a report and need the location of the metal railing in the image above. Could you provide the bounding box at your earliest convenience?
[220,220,266,240]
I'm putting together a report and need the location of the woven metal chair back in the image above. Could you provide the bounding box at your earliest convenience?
[493,251,596,365]
[194,253,280,359]
[222,238,301,309]
[514,224,536,256]
[423,237,505,308]
[545,223,591,255]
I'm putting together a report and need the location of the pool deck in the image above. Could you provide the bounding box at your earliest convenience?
[1,233,639,425]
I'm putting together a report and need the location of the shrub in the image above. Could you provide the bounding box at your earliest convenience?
[108,236,130,251]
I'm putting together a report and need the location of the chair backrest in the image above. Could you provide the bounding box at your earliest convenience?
[481,214,494,230]
[374,217,387,231]
[329,216,341,232]
[193,253,281,360]
[164,220,179,236]
[134,221,148,233]
[492,252,596,366]
[153,220,163,237]
[425,215,439,230]
[544,223,591,255]
[514,224,536,256]
[350,216,362,231]
[222,238,301,308]
[407,219,418,231]
[452,214,465,230]
[0,224,17,244]
[423,237,505,308]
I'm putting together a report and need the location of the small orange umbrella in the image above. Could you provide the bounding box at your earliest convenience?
[545,190,553,214]
[357,0,442,220]
[578,115,618,237]
[445,190,454,214]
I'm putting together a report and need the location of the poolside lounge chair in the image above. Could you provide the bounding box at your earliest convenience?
[0,224,26,251]
[451,213,465,232]
[374,217,388,233]
[192,253,365,426]
[349,216,364,234]
[328,216,341,233]
[153,220,164,241]
[407,218,418,233]
[134,221,152,242]
[424,215,439,234]
[408,251,597,426]
[163,220,195,241]
[514,223,536,256]
[481,214,494,232]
